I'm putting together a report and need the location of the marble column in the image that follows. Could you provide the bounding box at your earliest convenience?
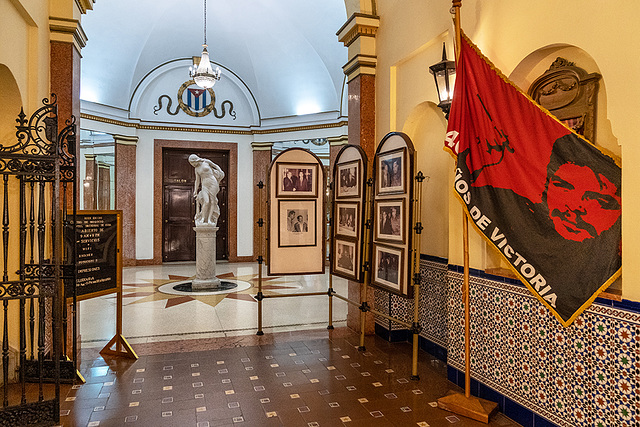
[114,135,139,267]
[49,1,91,365]
[193,225,222,290]
[252,142,273,261]
[338,13,379,335]
[83,154,97,210]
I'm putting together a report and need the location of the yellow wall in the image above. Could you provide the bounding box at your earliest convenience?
[373,0,639,301]
[0,0,52,113]
[0,0,88,355]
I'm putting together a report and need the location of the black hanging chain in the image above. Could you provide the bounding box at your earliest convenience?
[203,0,207,45]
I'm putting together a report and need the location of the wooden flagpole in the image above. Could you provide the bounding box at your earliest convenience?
[436,1,498,422]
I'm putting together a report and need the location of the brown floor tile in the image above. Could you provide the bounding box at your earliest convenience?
[54,328,520,427]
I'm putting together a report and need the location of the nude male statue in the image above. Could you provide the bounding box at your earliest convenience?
[189,154,225,226]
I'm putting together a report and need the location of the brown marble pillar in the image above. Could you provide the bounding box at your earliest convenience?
[50,40,81,135]
[338,13,380,335]
[346,75,377,335]
[114,135,139,267]
[252,142,273,261]
[83,154,97,209]
[50,7,90,365]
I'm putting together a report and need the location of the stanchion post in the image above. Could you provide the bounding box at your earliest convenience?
[410,170,425,380]
[328,274,334,330]
[359,177,374,351]
[256,180,265,336]
[327,181,335,330]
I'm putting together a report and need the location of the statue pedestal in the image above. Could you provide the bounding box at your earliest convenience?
[193,225,221,290]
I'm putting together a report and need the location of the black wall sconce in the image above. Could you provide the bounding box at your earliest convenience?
[429,42,456,118]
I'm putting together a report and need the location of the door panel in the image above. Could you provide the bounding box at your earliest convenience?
[163,148,229,262]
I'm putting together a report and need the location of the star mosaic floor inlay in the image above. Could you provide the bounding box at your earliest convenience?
[60,329,522,427]
[79,263,349,347]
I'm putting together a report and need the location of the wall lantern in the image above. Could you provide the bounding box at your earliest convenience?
[429,42,456,118]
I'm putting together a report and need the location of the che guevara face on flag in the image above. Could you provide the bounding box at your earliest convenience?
[445,33,621,326]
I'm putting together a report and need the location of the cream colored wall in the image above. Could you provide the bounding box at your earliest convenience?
[374,0,640,301]
[1,0,87,354]
[344,0,376,16]
[0,0,50,112]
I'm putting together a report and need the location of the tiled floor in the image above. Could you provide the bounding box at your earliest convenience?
[80,262,349,348]
[60,263,522,426]
[60,328,521,427]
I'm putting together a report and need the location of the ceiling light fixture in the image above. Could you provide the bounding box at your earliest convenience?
[189,0,221,89]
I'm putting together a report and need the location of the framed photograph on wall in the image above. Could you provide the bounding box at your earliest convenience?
[374,199,404,243]
[333,238,358,279]
[336,160,360,199]
[278,199,317,247]
[335,202,359,238]
[372,244,404,294]
[276,163,318,198]
[377,148,406,195]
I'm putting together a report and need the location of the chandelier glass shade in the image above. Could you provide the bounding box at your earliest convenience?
[189,0,221,89]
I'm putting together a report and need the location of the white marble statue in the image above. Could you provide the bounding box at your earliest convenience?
[189,154,225,226]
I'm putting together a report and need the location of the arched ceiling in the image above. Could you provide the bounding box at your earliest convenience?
[81,0,348,119]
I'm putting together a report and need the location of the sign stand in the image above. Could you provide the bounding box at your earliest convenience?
[73,210,136,360]
[100,286,137,359]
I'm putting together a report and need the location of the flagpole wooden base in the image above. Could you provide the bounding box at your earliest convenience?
[437,391,498,423]
[99,334,138,360]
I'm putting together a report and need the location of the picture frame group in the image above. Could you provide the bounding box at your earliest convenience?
[278,199,317,248]
[335,202,359,239]
[376,148,406,195]
[372,243,404,293]
[336,160,361,199]
[276,163,318,198]
[334,238,358,278]
[374,199,404,243]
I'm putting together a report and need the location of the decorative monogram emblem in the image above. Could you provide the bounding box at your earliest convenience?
[153,80,236,119]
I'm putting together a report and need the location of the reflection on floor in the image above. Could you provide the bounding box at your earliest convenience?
[62,328,522,427]
[80,263,348,348]
[68,263,522,426]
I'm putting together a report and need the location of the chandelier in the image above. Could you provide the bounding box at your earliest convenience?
[189,0,221,89]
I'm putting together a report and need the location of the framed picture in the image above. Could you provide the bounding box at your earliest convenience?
[333,238,358,279]
[336,160,360,199]
[276,163,318,198]
[377,148,406,195]
[278,200,317,247]
[372,244,404,294]
[374,199,404,243]
[335,202,359,238]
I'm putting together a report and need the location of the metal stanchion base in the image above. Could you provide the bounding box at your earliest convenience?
[410,375,420,381]
[256,331,264,336]
[327,325,334,330]
[437,391,498,424]
[357,346,366,351]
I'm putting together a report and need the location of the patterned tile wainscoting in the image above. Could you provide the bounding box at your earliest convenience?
[374,255,640,427]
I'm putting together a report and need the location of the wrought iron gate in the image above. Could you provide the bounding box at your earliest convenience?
[0,96,76,426]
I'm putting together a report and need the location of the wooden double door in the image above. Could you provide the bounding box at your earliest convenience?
[163,148,229,262]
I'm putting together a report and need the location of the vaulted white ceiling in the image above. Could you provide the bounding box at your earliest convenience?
[80,0,348,120]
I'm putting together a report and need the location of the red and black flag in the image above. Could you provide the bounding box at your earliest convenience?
[444,33,621,326]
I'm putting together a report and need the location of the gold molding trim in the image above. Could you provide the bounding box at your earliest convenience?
[328,135,349,146]
[251,142,274,151]
[113,135,139,146]
[49,17,88,51]
[343,54,378,82]
[80,113,348,135]
[75,0,95,14]
[337,13,380,48]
